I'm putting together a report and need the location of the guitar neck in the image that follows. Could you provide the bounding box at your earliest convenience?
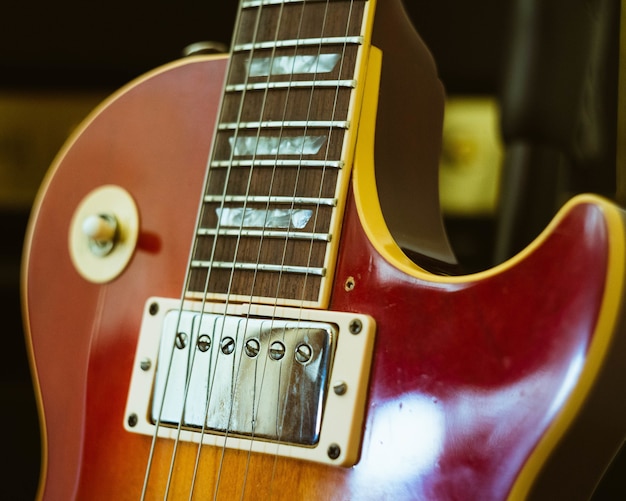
[186,0,373,307]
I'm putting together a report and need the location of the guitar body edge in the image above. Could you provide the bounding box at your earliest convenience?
[22,55,230,500]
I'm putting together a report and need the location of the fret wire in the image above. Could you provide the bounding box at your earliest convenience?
[204,195,337,206]
[242,0,363,7]
[191,260,326,277]
[242,0,321,7]
[225,80,357,92]
[218,120,349,130]
[234,36,363,52]
[210,159,344,169]
[197,228,332,242]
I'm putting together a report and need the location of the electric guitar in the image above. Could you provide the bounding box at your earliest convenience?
[22,0,626,499]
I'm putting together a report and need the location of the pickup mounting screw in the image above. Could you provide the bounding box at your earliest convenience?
[140,358,151,371]
[327,443,341,460]
[349,319,362,335]
[149,302,159,316]
[128,413,138,427]
[333,381,348,395]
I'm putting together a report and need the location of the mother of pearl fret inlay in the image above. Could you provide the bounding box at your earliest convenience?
[229,135,327,156]
[215,207,313,229]
[249,53,341,77]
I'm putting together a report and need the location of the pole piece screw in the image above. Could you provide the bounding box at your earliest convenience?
[245,338,261,358]
[269,341,286,360]
[295,343,313,364]
[197,334,211,352]
[221,337,236,355]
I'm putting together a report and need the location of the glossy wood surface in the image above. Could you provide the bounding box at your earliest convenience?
[23,57,625,500]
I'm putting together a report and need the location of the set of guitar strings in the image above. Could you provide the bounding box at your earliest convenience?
[142,0,373,498]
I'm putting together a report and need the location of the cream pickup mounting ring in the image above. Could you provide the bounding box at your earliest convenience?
[125,298,376,467]
[69,185,139,283]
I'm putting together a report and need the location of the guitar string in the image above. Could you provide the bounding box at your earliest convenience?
[195,1,298,499]
[142,0,361,498]
[264,0,334,493]
[188,0,362,497]
[179,2,271,499]
[204,0,339,497]
[162,0,303,498]
[223,0,361,497]
[265,0,359,494]
[138,1,263,498]
[232,1,312,499]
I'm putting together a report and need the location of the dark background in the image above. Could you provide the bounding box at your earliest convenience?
[1,2,508,93]
[1,1,623,499]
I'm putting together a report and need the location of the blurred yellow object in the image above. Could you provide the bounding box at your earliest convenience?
[439,97,503,216]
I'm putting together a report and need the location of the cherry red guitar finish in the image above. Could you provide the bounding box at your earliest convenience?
[23,56,626,500]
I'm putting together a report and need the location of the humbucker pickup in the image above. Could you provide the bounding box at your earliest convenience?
[124,297,376,467]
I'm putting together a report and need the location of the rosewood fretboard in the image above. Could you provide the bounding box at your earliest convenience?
[187,0,372,306]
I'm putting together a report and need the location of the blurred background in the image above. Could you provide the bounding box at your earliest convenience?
[1,0,623,499]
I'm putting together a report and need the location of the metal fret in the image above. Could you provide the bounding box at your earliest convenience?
[210,159,344,169]
[204,195,337,206]
[197,228,332,242]
[234,36,363,52]
[242,0,358,8]
[191,260,326,277]
[242,0,307,7]
[218,120,350,130]
[225,80,357,92]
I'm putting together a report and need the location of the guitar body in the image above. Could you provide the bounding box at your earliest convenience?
[22,3,626,500]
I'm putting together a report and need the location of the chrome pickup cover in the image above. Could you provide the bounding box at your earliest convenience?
[124,297,376,467]
[153,310,334,446]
